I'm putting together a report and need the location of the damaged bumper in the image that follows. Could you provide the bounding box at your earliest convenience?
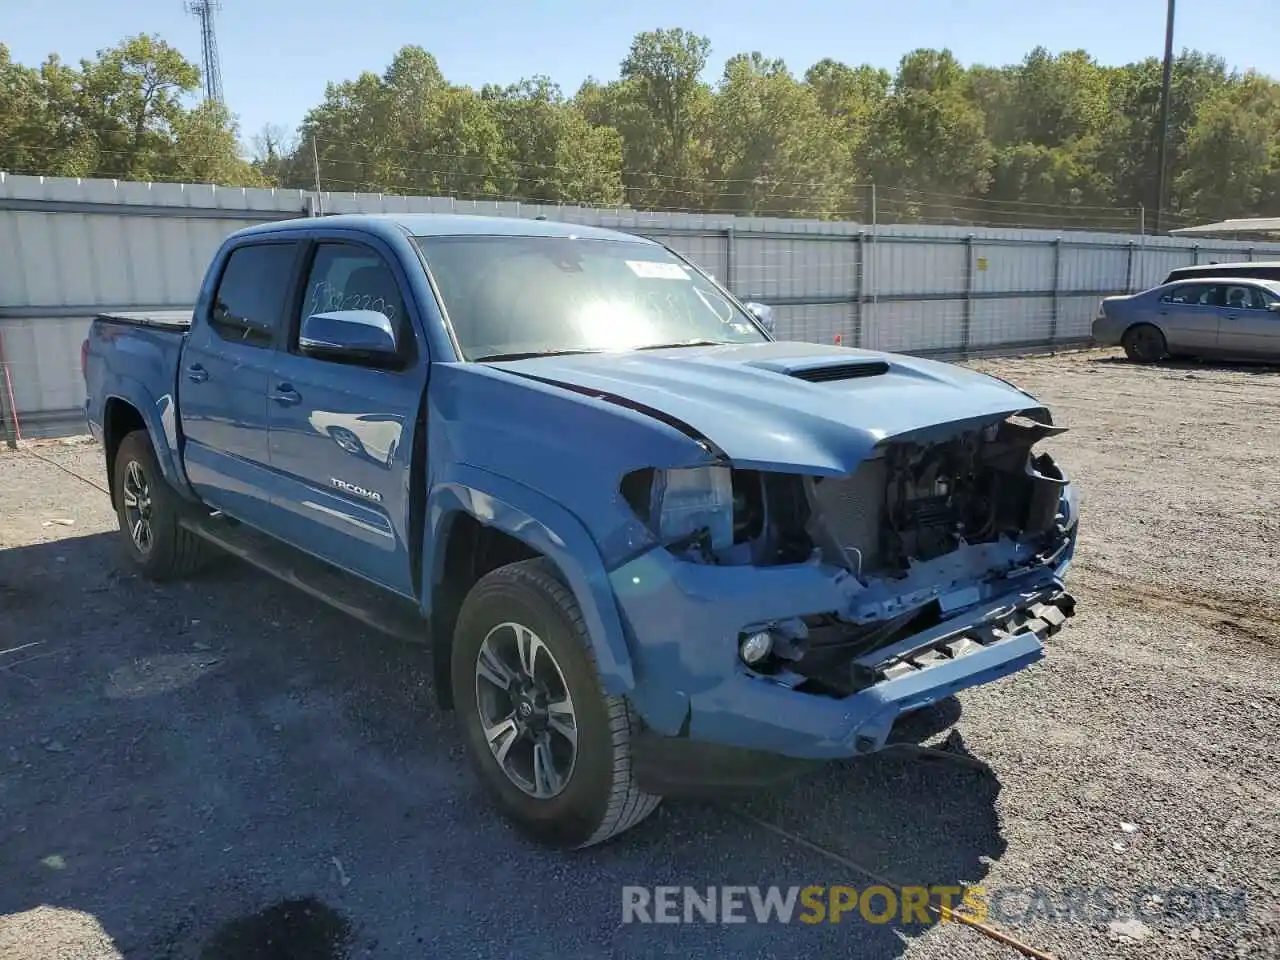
[610,521,1077,780]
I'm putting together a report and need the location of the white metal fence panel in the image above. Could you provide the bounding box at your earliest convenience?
[973,242,1055,295]
[1,316,91,417]
[970,297,1055,348]
[864,299,966,354]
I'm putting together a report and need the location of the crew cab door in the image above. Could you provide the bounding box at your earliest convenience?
[179,240,300,526]
[265,238,426,597]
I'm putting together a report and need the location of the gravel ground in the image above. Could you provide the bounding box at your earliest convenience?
[1,347,1277,960]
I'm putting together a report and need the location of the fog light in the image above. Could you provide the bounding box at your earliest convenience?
[739,630,774,665]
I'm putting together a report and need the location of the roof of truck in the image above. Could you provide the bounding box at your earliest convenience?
[234,213,656,243]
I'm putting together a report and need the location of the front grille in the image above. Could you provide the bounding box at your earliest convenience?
[811,458,886,570]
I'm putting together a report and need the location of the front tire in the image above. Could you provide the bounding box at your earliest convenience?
[451,558,660,848]
[1122,323,1167,363]
[112,430,212,580]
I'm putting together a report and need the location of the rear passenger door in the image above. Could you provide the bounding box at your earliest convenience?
[1155,282,1223,354]
[1218,284,1280,359]
[179,240,300,527]
[265,239,425,597]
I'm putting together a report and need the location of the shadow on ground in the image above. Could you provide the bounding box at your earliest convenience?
[1,532,1006,959]
[1087,355,1280,374]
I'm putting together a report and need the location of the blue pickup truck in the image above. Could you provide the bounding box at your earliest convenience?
[83,213,1079,847]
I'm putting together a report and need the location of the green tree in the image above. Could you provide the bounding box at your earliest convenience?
[1100,51,1233,221]
[482,77,623,205]
[1,36,252,184]
[861,49,994,219]
[803,58,890,211]
[592,28,715,210]
[707,53,844,217]
[298,46,507,198]
[164,100,263,186]
[980,49,1115,219]
[75,34,203,179]
[1175,72,1280,219]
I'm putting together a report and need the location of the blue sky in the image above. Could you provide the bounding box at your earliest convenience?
[5,0,1274,143]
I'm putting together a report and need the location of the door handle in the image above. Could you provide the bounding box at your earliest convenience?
[269,383,301,406]
[186,363,209,383]
[1226,315,1239,321]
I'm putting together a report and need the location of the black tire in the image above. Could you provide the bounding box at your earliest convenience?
[1122,323,1167,363]
[451,558,660,848]
[112,430,212,580]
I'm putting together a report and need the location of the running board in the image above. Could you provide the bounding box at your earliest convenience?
[180,513,425,644]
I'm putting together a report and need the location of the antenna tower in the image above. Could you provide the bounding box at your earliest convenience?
[185,0,224,104]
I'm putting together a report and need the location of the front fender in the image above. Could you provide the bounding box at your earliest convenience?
[102,379,191,498]
[426,464,635,694]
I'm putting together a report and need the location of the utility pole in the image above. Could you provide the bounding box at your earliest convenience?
[311,137,324,215]
[1154,0,1176,234]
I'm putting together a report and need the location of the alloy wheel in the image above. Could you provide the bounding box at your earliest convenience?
[474,621,578,799]
[121,460,154,554]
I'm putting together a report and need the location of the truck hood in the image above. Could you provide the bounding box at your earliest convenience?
[490,341,1045,475]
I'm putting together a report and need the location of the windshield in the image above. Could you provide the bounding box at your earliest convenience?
[412,235,769,360]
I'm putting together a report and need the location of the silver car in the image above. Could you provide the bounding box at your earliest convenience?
[1093,277,1280,362]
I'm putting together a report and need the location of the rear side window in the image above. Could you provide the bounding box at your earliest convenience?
[208,242,299,348]
[1160,283,1219,305]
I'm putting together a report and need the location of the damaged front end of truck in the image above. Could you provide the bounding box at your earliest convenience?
[608,400,1078,783]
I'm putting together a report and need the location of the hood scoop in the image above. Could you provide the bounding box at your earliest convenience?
[787,360,891,383]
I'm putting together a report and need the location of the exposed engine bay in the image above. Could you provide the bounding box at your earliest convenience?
[803,412,1069,578]
[621,410,1076,694]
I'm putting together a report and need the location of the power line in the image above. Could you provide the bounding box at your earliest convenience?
[0,137,1223,233]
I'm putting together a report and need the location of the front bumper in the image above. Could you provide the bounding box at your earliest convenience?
[610,526,1077,769]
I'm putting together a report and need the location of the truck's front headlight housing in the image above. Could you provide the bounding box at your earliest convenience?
[647,466,734,551]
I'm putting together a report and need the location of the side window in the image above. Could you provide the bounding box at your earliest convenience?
[209,243,298,348]
[1161,283,1217,305]
[1213,285,1254,308]
[300,244,406,330]
[1244,287,1268,310]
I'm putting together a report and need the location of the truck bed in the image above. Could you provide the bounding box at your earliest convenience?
[83,312,188,462]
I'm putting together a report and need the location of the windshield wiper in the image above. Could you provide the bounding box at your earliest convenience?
[634,339,731,351]
[474,349,601,362]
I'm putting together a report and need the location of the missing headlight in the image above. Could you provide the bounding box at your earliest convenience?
[620,467,815,565]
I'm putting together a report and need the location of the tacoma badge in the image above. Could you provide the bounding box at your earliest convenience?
[330,477,383,502]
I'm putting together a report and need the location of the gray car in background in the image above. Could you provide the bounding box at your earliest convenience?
[1092,277,1280,362]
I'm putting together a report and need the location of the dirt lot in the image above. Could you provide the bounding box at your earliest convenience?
[1,347,1278,960]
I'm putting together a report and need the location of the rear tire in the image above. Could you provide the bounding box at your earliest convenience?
[451,558,660,848]
[112,430,212,580]
[1122,324,1167,363]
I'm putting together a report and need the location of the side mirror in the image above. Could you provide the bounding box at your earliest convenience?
[299,310,398,360]
[744,301,776,335]
[1268,301,1280,313]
